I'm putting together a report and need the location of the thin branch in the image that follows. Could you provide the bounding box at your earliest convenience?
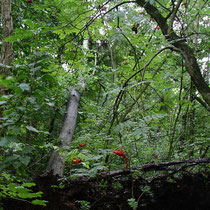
[59,1,136,50]
[155,0,171,12]
[168,60,184,159]
[169,0,183,31]
[108,47,173,133]
[119,28,137,62]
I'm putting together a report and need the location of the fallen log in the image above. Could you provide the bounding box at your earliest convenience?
[99,157,210,178]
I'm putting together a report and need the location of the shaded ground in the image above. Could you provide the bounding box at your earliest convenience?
[2,158,210,210]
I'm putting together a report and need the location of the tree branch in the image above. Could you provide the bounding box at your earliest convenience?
[100,158,210,178]
[135,0,210,106]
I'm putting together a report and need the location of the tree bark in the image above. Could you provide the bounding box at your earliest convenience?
[46,40,89,176]
[46,87,85,176]
[0,0,13,75]
[135,0,210,106]
[0,0,13,117]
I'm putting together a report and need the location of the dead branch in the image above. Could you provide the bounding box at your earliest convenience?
[100,157,210,178]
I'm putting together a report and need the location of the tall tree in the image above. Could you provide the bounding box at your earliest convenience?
[135,0,210,106]
[0,0,13,95]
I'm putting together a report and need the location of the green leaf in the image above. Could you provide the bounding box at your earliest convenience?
[27,96,36,104]
[24,19,35,29]
[19,83,30,92]
[1,173,11,180]
[18,193,32,199]
[20,156,31,166]
[0,101,7,105]
[46,102,55,107]
[149,0,155,4]
[0,137,13,147]
[25,126,49,135]
[22,146,34,154]
[32,199,47,206]
[4,155,19,163]
[17,191,39,199]
[22,183,36,188]
[17,106,26,111]
[41,74,56,83]
[15,187,30,194]
[26,126,39,133]
[8,183,18,190]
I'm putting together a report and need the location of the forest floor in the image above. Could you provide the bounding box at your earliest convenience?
[2,158,210,210]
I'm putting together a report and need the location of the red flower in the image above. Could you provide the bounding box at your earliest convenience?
[72,158,82,164]
[79,144,86,147]
[27,0,32,3]
[113,149,126,158]
[123,62,128,65]
[182,2,188,8]
[156,26,161,30]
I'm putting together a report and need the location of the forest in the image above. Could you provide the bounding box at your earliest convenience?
[0,0,210,209]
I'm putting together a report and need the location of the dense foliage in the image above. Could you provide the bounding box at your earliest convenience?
[0,0,209,207]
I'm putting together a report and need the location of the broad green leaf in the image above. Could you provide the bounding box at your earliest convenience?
[18,193,32,199]
[1,173,11,179]
[20,156,31,166]
[7,183,18,190]
[4,155,19,163]
[22,183,36,188]
[32,199,47,206]
[15,187,30,194]
[41,74,56,83]
[46,102,55,107]
[24,19,35,29]
[19,83,30,92]
[0,101,7,105]
[27,97,36,104]
[26,126,39,133]
[149,0,155,4]
[0,137,13,147]
[22,146,34,154]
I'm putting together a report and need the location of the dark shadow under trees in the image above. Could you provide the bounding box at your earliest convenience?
[2,158,210,210]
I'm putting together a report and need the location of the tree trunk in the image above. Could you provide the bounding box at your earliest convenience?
[0,0,13,75]
[135,0,210,106]
[0,0,13,117]
[46,88,84,176]
[46,40,89,176]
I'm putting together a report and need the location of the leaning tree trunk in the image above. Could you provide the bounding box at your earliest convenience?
[46,87,85,176]
[135,0,210,106]
[46,40,89,176]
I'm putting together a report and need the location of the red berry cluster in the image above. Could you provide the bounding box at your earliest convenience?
[71,158,82,165]
[113,149,126,158]
[113,149,129,170]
